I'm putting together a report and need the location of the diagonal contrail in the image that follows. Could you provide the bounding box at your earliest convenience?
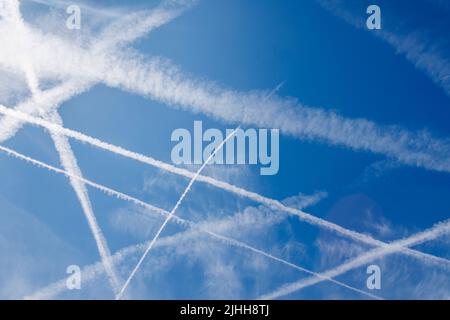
[0,0,195,142]
[0,0,198,295]
[4,0,118,289]
[259,217,450,300]
[1,104,449,273]
[4,0,120,293]
[2,17,450,176]
[115,81,286,299]
[1,0,448,300]
[115,127,241,300]
[3,0,121,293]
[47,111,121,293]
[0,143,382,300]
[3,7,450,175]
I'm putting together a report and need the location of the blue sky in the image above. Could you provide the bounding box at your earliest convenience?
[0,0,449,299]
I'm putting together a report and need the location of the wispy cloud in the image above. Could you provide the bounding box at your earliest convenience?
[2,3,450,176]
[0,0,198,297]
[28,190,363,299]
[0,143,380,299]
[1,0,449,300]
[259,217,450,300]
[0,0,194,141]
[115,127,240,300]
[1,105,448,272]
[3,0,121,294]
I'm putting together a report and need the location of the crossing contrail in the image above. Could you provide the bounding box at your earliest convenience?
[259,217,450,300]
[2,4,450,175]
[3,20,450,176]
[0,104,449,273]
[116,127,240,300]
[0,0,199,295]
[0,0,195,141]
[4,0,122,293]
[0,143,381,300]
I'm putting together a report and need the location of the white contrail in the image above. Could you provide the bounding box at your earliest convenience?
[0,0,194,142]
[25,234,177,300]
[1,105,449,273]
[2,0,446,299]
[316,0,450,97]
[115,127,240,300]
[4,0,119,291]
[115,81,288,299]
[102,56,450,174]
[27,210,380,300]
[1,0,40,97]
[0,1,198,292]
[0,143,381,300]
[94,0,198,51]
[47,111,122,293]
[4,0,121,293]
[260,217,450,299]
[2,6,450,175]
[35,43,449,174]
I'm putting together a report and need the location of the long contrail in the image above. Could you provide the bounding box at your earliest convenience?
[260,217,450,300]
[0,0,198,294]
[0,0,194,142]
[0,143,381,300]
[25,195,373,300]
[47,111,122,293]
[3,0,120,292]
[4,0,121,293]
[116,127,240,300]
[3,22,450,176]
[2,7,450,175]
[1,105,449,273]
[101,56,450,174]
[116,82,284,299]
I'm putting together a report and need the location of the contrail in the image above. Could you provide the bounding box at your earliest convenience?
[27,206,378,300]
[0,0,195,142]
[115,127,240,300]
[54,49,450,174]
[0,0,198,293]
[260,219,450,300]
[3,0,121,293]
[120,83,286,299]
[102,56,450,174]
[3,6,450,175]
[3,0,446,300]
[0,143,381,300]
[1,105,449,273]
[47,111,122,293]
[25,233,181,300]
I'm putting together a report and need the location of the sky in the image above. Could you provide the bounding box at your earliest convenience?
[0,0,449,299]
